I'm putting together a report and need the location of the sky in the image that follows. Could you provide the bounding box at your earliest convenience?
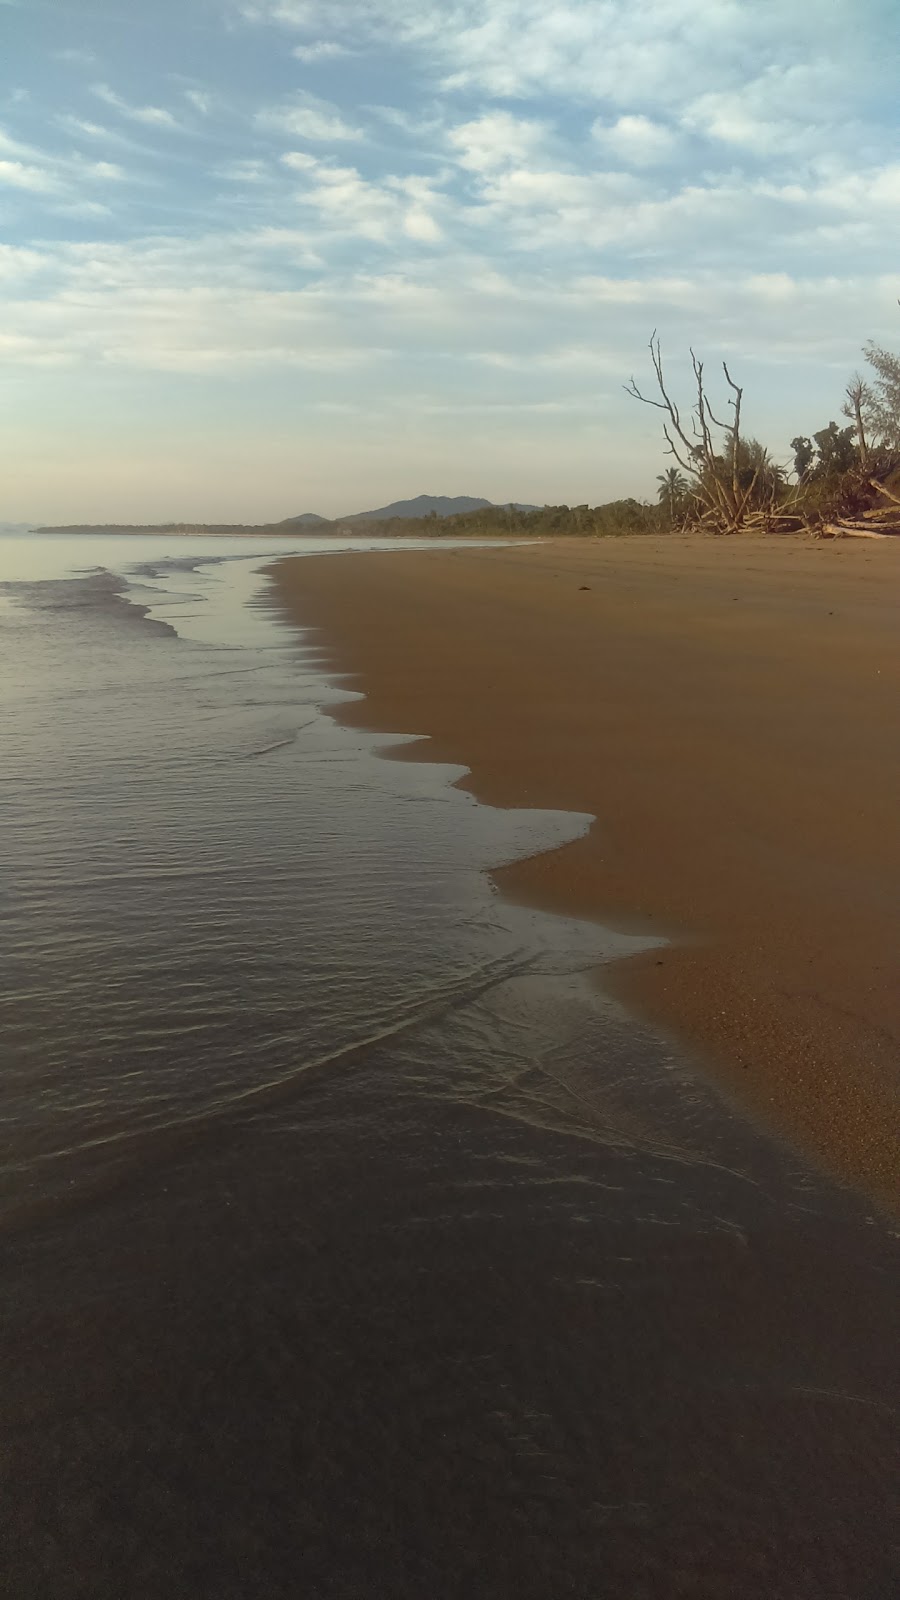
[2,0,900,523]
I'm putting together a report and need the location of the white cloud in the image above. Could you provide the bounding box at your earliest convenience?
[403,205,442,244]
[0,159,57,193]
[459,162,647,251]
[88,160,126,181]
[185,89,213,115]
[0,237,383,373]
[58,117,110,139]
[365,105,448,151]
[591,114,677,167]
[238,226,324,267]
[283,151,444,242]
[92,84,180,129]
[292,40,350,62]
[681,59,852,159]
[55,115,153,156]
[805,161,900,213]
[54,200,113,219]
[239,0,876,113]
[219,158,271,183]
[0,244,47,280]
[448,111,550,173]
[6,227,883,379]
[0,125,129,206]
[237,1,326,22]
[257,93,361,141]
[0,126,40,159]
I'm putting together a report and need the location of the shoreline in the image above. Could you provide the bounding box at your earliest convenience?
[271,535,900,1209]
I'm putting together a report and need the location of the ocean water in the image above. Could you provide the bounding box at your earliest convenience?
[0,533,897,1600]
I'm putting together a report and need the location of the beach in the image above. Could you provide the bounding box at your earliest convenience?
[273,533,900,1209]
[1,531,899,1597]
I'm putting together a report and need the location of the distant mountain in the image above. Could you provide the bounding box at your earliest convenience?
[29,497,545,538]
[342,494,538,523]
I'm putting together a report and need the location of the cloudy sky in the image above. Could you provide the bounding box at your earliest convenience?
[2,0,899,522]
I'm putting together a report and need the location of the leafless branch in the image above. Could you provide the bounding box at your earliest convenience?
[625,334,764,533]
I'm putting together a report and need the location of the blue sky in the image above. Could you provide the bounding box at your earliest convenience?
[2,0,900,521]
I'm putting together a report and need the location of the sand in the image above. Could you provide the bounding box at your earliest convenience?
[272,535,900,1208]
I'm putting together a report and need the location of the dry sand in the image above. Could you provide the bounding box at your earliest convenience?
[273,535,900,1208]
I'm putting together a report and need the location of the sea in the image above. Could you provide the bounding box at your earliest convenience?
[1,532,897,1599]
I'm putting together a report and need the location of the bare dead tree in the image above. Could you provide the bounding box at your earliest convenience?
[842,373,871,469]
[624,332,764,534]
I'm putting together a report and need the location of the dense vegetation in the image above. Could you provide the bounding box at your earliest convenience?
[379,331,900,540]
[359,497,665,539]
[618,330,900,537]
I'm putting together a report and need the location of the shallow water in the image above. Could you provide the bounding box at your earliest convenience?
[0,533,897,1599]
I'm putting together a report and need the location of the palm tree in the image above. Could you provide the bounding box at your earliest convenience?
[656,467,689,518]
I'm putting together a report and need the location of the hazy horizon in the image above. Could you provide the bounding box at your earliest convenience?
[9,494,528,529]
[2,0,899,523]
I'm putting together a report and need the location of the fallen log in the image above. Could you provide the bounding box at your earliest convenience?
[823,521,900,539]
[870,479,900,509]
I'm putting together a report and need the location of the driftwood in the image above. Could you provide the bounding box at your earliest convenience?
[819,489,900,537]
[870,478,900,509]
[822,523,899,539]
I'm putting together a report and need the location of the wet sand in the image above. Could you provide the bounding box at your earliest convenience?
[273,535,900,1208]
[3,537,899,1599]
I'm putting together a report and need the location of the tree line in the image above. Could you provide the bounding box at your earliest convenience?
[357,497,663,540]
[625,329,900,536]
[374,328,900,540]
